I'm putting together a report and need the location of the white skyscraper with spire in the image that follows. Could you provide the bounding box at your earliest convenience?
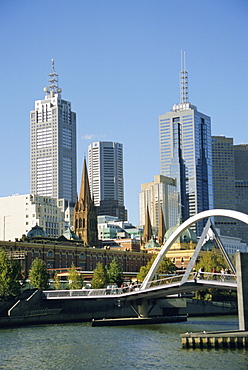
[159,52,213,235]
[30,60,77,205]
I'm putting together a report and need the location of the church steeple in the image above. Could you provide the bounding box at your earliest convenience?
[158,207,166,245]
[73,159,98,247]
[79,157,91,205]
[142,206,152,245]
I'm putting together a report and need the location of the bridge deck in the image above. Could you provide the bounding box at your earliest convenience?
[43,272,237,300]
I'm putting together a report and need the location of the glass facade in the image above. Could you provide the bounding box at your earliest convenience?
[139,175,179,231]
[159,103,213,235]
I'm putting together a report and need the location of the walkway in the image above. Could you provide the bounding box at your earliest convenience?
[43,271,237,300]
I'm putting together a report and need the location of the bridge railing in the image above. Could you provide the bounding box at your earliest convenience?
[143,274,185,289]
[142,271,237,289]
[43,271,237,299]
[191,271,237,283]
[43,283,143,299]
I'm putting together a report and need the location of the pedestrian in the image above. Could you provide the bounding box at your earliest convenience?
[193,268,197,283]
[198,267,204,279]
[221,268,225,282]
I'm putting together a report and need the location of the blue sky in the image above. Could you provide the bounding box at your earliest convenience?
[0,0,247,225]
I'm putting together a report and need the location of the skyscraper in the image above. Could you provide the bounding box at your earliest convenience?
[211,139,248,244]
[88,141,127,221]
[233,144,248,244]
[212,136,236,237]
[139,175,178,232]
[30,60,77,205]
[159,53,213,235]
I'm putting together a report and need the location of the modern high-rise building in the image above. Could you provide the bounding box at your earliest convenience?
[139,175,179,232]
[88,141,127,221]
[234,144,248,180]
[212,136,236,210]
[234,144,248,244]
[211,138,248,244]
[159,53,213,235]
[211,136,236,238]
[30,60,77,206]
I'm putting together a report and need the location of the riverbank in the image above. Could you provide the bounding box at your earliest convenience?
[0,289,238,328]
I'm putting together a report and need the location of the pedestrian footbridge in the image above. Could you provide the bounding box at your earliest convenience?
[43,271,237,301]
[43,209,248,302]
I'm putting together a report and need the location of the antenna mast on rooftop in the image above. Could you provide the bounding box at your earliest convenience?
[44,59,62,97]
[180,51,189,104]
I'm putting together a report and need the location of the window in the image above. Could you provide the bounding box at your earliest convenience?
[47,250,54,257]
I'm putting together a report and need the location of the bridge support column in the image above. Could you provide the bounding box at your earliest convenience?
[138,300,148,318]
[236,252,248,330]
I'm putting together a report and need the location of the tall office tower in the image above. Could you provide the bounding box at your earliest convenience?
[234,144,248,180]
[30,60,77,206]
[211,136,236,236]
[212,139,248,244]
[234,144,248,244]
[88,141,127,221]
[139,175,179,233]
[159,52,213,235]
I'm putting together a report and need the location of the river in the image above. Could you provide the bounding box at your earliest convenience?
[0,316,247,369]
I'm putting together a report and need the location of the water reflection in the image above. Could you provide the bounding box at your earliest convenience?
[0,316,247,370]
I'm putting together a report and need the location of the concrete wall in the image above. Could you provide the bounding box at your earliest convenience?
[0,291,237,328]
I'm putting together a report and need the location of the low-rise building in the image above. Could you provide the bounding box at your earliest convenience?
[97,215,142,241]
[0,194,74,241]
[0,224,151,277]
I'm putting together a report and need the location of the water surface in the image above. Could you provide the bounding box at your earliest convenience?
[0,316,247,369]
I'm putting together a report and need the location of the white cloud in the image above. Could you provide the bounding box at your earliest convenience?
[81,134,96,140]
[81,134,107,141]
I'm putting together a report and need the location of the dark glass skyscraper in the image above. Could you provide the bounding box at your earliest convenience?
[159,54,213,235]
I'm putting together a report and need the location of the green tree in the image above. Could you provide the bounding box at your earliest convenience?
[107,258,123,287]
[54,272,61,290]
[91,262,109,289]
[29,258,49,290]
[0,248,22,299]
[67,264,83,289]
[195,249,231,301]
[137,253,176,282]
[195,249,227,273]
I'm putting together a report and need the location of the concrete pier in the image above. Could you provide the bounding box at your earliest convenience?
[181,252,248,349]
[236,252,248,330]
[181,330,248,349]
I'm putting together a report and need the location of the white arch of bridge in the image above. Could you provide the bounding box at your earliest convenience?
[140,209,248,290]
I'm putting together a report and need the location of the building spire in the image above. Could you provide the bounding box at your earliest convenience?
[43,59,62,97]
[158,207,166,245]
[180,50,189,104]
[142,206,152,244]
[79,157,92,203]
